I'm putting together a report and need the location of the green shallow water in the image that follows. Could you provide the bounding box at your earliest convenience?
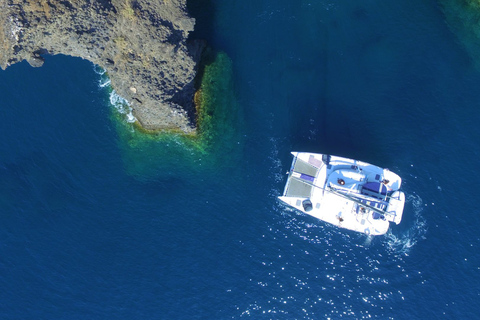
[439,0,480,67]
[109,51,243,179]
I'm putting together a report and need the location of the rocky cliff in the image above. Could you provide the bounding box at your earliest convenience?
[0,0,202,132]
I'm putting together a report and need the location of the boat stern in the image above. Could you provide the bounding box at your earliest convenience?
[385,190,405,224]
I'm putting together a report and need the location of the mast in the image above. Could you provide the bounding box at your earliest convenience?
[289,175,391,217]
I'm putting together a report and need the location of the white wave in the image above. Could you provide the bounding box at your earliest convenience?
[109,90,137,123]
[126,112,136,123]
[93,65,112,88]
[92,65,106,75]
[99,78,111,88]
[109,89,129,107]
[93,64,137,124]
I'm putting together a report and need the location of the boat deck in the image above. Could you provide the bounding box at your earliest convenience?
[284,178,313,198]
[284,156,324,198]
[279,152,405,236]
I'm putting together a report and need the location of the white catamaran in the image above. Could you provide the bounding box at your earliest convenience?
[279,152,405,235]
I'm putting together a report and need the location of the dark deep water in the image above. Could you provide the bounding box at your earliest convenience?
[1,0,480,318]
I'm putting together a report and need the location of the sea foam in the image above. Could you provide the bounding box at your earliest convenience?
[93,64,136,123]
[109,90,136,123]
[384,193,427,255]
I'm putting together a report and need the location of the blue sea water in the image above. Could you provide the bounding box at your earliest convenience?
[1,0,480,319]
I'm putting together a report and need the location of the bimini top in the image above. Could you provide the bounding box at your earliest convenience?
[279,152,405,236]
[362,182,387,199]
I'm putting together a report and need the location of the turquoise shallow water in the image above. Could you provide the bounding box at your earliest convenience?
[1,0,480,318]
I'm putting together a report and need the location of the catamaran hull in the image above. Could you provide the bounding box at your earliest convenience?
[279,152,406,236]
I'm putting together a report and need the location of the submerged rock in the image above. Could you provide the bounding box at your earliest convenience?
[0,0,203,132]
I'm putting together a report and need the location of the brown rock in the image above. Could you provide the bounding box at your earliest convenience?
[0,0,203,132]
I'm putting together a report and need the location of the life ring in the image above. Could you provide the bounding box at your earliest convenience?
[364,228,370,235]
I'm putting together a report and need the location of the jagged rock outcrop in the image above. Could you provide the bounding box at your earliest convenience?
[0,0,202,132]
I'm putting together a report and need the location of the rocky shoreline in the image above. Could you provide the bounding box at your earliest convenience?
[0,0,203,133]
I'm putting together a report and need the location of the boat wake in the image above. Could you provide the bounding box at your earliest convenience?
[384,193,426,255]
[267,137,285,185]
[256,158,425,319]
[275,178,426,256]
